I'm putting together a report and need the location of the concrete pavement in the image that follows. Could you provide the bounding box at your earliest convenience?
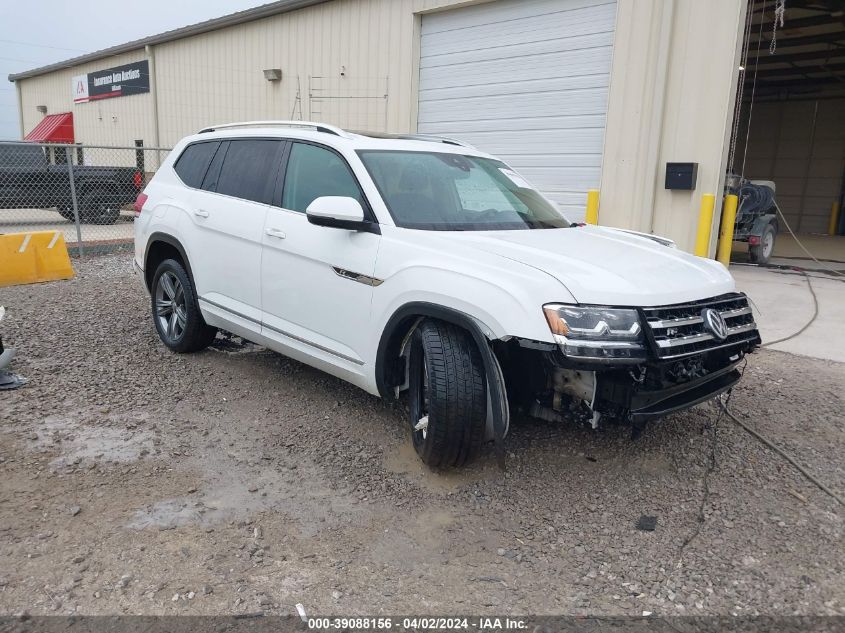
[732,256,845,363]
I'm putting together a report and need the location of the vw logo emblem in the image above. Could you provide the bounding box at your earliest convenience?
[702,308,728,341]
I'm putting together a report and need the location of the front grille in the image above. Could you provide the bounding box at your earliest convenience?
[643,293,759,359]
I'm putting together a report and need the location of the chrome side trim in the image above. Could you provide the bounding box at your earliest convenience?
[332,266,383,287]
[198,297,261,326]
[199,297,364,366]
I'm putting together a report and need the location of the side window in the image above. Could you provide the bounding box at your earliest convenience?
[282,143,363,213]
[214,140,281,203]
[174,141,219,188]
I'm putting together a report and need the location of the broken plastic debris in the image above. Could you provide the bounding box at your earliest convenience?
[0,371,27,391]
[636,515,658,531]
[295,603,307,623]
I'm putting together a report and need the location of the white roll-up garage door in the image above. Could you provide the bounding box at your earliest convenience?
[417,0,617,221]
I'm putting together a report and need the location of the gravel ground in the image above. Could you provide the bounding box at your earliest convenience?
[0,254,842,617]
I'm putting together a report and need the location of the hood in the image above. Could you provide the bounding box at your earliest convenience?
[446,226,735,306]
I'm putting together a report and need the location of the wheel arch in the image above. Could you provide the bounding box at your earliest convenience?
[144,232,195,292]
[375,302,509,452]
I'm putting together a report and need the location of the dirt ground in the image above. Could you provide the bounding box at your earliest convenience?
[0,254,842,617]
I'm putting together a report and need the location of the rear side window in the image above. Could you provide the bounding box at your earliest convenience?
[282,142,364,213]
[174,141,219,188]
[215,140,281,204]
[0,144,48,171]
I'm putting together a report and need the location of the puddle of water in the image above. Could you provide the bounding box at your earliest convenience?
[33,411,154,469]
[127,454,361,536]
[382,440,498,494]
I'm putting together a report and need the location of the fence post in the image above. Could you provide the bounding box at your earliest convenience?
[135,139,146,186]
[65,146,84,259]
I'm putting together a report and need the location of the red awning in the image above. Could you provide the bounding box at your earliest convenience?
[24,112,74,143]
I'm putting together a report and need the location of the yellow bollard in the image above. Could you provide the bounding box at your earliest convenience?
[585,189,600,225]
[829,201,841,236]
[716,194,739,268]
[694,193,716,257]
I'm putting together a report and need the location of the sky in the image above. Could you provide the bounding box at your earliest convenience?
[0,0,270,140]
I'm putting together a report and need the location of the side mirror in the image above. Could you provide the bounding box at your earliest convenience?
[306,196,374,232]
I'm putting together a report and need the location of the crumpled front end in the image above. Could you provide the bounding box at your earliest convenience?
[497,293,761,430]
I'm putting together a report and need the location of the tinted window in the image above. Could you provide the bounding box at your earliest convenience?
[282,143,363,213]
[0,144,48,171]
[201,141,228,192]
[215,140,281,203]
[174,142,219,188]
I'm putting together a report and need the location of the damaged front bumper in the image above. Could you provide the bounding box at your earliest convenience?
[513,293,761,428]
[594,359,743,423]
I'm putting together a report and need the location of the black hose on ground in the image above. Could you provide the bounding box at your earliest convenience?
[719,397,843,508]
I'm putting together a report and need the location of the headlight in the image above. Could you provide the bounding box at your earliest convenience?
[543,304,646,362]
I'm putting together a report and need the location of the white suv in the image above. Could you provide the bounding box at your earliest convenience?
[134,121,760,467]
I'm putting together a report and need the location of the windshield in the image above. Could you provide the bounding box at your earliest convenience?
[357,150,571,231]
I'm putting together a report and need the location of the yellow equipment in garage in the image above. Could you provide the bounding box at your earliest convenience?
[0,231,74,288]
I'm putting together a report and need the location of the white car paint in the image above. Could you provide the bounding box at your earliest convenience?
[135,122,737,397]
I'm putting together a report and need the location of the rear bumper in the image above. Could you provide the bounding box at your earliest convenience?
[133,259,148,295]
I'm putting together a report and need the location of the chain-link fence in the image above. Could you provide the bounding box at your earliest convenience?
[0,141,171,256]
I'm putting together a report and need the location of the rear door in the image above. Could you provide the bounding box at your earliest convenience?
[260,141,380,368]
[186,138,285,327]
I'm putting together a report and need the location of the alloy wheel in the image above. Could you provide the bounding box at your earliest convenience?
[155,271,187,343]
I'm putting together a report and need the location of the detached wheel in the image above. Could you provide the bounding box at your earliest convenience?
[408,320,487,468]
[749,224,776,264]
[151,259,217,353]
[80,189,120,224]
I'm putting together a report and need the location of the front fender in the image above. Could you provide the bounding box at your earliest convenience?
[374,301,510,460]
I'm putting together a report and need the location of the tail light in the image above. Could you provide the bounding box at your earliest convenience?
[133,192,148,217]
[133,170,143,190]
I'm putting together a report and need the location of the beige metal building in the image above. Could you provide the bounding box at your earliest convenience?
[9,0,750,254]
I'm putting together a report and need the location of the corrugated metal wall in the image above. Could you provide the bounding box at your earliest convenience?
[15,0,749,252]
[18,50,157,148]
[19,0,484,148]
[417,0,616,220]
[599,0,748,254]
[738,99,845,234]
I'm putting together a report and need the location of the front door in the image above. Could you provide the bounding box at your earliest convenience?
[260,141,380,368]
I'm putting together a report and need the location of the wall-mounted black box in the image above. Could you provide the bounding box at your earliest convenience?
[665,162,698,190]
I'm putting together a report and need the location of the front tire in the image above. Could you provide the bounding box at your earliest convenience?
[408,320,487,468]
[151,259,217,353]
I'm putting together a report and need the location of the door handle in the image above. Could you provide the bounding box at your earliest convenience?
[194,209,209,218]
[265,228,286,239]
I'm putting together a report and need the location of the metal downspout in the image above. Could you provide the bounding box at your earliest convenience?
[145,45,161,151]
[14,81,24,139]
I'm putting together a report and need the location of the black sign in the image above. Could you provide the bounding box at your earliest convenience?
[73,60,150,103]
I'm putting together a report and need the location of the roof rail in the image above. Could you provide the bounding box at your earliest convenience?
[350,130,475,149]
[198,120,352,138]
[399,134,475,149]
